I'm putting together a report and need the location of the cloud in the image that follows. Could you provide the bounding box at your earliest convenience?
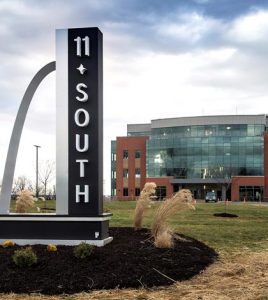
[0,1,268,195]
[228,10,268,42]
[186,9,268,95]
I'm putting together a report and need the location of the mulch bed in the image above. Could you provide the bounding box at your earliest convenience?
[214,213,238,218]
[0,227,218,295]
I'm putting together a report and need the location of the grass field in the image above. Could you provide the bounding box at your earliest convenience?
[10,199,268,253]
[106,200,268,253]
[10,199,56,213]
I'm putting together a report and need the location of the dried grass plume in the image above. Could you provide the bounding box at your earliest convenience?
[134,182,156,230]
[15,190,35,213]
[152,189,195,248]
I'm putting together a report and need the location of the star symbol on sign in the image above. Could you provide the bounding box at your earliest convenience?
[77,64,87,75]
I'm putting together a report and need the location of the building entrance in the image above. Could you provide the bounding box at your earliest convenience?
[173,183,229,201]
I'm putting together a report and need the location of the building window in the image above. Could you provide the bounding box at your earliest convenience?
[123,188,128,196]
[155,186,167,200]
[135,188,140,196]
[135,168,141,178]
[123,150,128,159]
[111,153,116,161]
[135,150,141,158]
[239,186,263,201]
[123,169,128,178]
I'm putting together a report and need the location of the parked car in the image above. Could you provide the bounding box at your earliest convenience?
[205,191,217,203]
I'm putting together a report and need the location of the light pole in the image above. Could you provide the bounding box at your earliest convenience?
[33,145,41,199]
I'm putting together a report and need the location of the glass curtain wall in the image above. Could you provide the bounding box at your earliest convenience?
[147,124,264,179]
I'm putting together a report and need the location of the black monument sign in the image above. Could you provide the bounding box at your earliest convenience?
[68,28,103,216]
[0,27,112,246]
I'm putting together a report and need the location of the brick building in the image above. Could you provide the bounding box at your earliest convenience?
[111,115,268,201]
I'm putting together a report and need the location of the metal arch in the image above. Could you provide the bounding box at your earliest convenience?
[0,61,56,214]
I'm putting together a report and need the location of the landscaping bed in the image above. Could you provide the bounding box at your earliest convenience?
[0,227,217,295]
[213,213,238,218]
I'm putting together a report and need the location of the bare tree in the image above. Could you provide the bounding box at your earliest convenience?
[53,185,56,200]
[206,165,232,201]
[12,176,33,195]
[39,160,55,199]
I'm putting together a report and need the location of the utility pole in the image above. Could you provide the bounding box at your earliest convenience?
[33,145,41,199]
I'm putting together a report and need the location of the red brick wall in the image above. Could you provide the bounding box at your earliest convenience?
[116,136,148,200]
[146,177,173,199]
[264,132,268,201]
[231,176,264,201]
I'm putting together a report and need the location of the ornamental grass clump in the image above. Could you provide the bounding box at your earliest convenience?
[152,189,195,249]
[73,243,94,259]
[47,244,57,252]
[2,240,15,248]
[12,247,37,267]
[15,190,35,213]
[134,182,157,230]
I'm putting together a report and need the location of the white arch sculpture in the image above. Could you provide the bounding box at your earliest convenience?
[0,61,56,214]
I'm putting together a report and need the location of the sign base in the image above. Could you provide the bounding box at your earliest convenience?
[0,237,113,246]
[0,214,112,246]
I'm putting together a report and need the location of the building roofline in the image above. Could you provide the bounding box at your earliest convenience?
[127,123,151,133]
[127,123,151,126]
[151,114,267,128]
[151,114,267,122]
[116,135,149,139]
[127,114,268,132]
[126,114,268,132]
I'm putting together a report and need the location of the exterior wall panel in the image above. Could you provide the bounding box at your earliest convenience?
[116,136,148,199]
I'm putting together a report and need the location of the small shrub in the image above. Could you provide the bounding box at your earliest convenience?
[134,182,157,230]
[15,190,35,213]
[47,244,57,252]
[2,240,15,248]
[73,243,94,259]
[12,247,37,267]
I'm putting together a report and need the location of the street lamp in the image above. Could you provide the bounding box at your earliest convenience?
[33,145,41,199]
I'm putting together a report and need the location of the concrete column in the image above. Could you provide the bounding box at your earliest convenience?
[222,185,226,201]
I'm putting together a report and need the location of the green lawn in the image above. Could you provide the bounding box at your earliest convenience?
[10,199,56,213]
[9,199,268,253]
[105,201,268,253]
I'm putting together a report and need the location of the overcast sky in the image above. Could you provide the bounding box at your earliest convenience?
[0,0,268,195]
